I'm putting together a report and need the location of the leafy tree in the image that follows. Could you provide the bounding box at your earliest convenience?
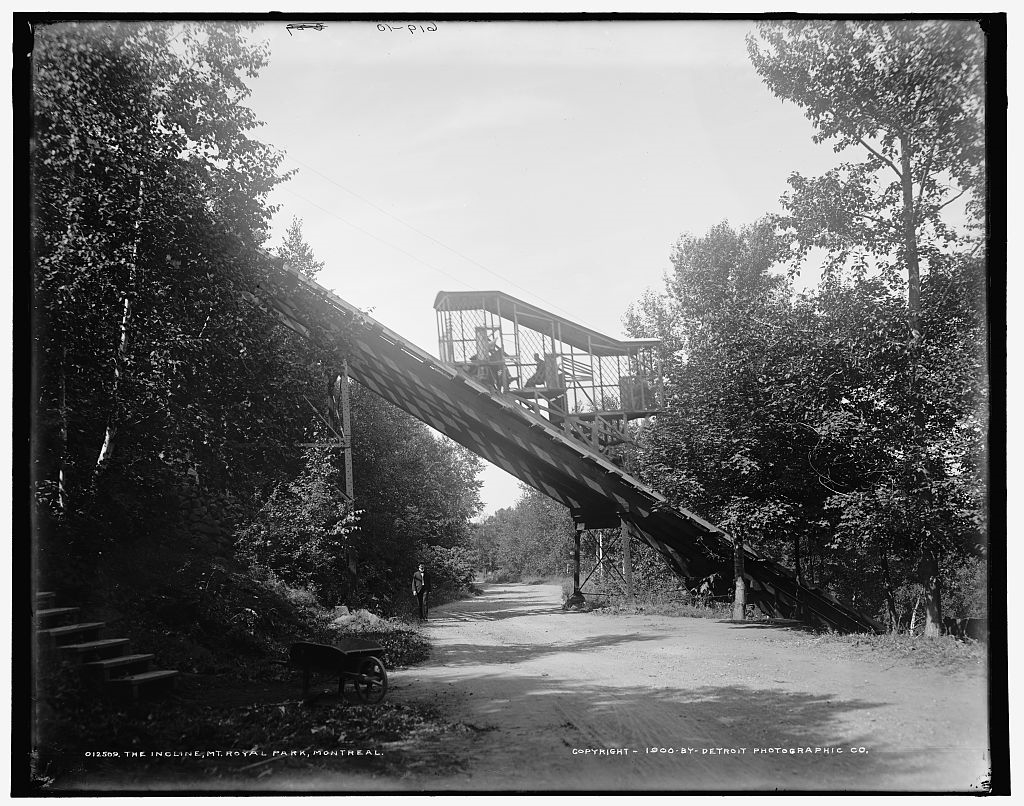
[277,216,324,279]
[346,385,483,612]
[236,444,360,603]
[630,220,822,577]
[622,287,683,356]
[472,486,574,580]
[747,20,987,634]
[470,507,514,578]
[627,218,986,627]
[31,22,487,627]
[30,22,356,612]
[33,22,299,506]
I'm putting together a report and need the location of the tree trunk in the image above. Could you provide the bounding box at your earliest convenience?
[879,551,900,633]
[94,287,132,472]
[899,135,922,343]
[920,553,943,637]
[732,524,746,621]
[793,531,803,586]
[900,136,943,636]
[95,179,145,475]
[908,593,921,635]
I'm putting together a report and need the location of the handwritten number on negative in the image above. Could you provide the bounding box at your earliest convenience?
[286,23,327,36]
[376,23,438,33]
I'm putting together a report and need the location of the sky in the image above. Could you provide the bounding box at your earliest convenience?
[240,19,862,516]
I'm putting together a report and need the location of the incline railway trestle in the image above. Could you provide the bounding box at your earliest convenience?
[255,258,882,634]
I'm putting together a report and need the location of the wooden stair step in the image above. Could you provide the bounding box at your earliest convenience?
[38,622,105,645]
[60,638,130,662]
[35,607,81,626]
[109,670,179,700]
[83,653,154,681]
[36,592,56,608]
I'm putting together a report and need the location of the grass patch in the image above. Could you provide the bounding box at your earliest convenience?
[524,575,569,586]
[800,630,987,673]
[558,578,733,618]
[597,600,735,619]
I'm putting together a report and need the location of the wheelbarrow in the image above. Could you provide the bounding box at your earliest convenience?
[288,639,389,704]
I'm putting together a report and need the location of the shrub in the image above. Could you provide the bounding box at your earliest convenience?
[235,449,360,604]
[327,612,432,668]
[420,544,474,600]
[337,626,431,668]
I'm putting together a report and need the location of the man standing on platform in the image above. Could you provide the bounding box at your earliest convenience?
[412,563,431,620]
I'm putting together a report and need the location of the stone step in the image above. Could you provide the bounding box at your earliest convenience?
[35,607,81,627]
[82,653,155,682]
[60,638,130,662]
[38,622,105,646]
[109,670,179,700]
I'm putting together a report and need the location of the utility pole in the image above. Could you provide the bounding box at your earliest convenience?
[341,360,354,501]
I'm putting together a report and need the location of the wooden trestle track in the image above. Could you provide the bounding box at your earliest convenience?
[255,259,883,634]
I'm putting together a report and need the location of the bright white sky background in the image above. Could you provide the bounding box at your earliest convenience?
[242,19,895,516]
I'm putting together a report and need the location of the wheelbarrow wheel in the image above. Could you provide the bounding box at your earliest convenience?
[354,656,388,703]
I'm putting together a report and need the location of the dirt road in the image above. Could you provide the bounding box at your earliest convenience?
[45,582,991,795]
[383,582,989,793]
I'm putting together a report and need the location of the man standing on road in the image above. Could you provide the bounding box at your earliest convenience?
[412,563,431,620]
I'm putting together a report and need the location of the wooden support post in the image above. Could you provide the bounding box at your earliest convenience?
[565,528,586,610]
[621,518,634,604]
[574,531,581,595]
[342,360,354,502]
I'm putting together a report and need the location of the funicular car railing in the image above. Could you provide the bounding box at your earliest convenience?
[434,289,663,462]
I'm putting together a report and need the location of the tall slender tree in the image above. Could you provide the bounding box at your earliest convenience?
[628,221,832,606]
[747,20,987,634]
